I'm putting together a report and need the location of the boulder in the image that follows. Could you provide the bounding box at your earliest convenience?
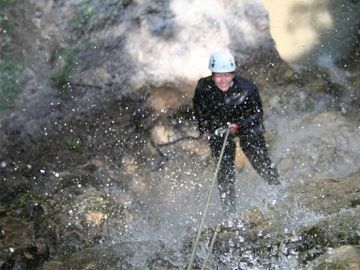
[145,83,194,114]
[313,245,360,270]
[287,170,360,215]
[150,120,183,145]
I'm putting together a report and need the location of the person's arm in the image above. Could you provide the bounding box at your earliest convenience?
[235,82,264,129]
[193,80,211,136]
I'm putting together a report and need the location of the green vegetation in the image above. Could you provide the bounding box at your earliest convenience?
[0,16,12,33]
[0,54,23,73]
[68,2,96,31]
[67,0,134,34]
[0,53,24,110]
[0,0,14,9]
[0,0,15,49]
[50,45,82,93]
[66,138,83,152]
[50,40,94,93]
[0,0,23,111]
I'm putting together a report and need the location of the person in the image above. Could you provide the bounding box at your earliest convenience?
[192,50,280,213]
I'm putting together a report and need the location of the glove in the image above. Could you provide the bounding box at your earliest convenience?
[214,126,228,137]
[230,123,239,135]
[214,123,239,137]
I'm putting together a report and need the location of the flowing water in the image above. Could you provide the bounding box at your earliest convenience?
[104,161,327,269]
[100,106,360,269]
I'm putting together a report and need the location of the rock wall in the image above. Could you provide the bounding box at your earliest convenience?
[123,0,272,84]
[19,0,270,81]
[263,0,360,67]
[1,1,360,269]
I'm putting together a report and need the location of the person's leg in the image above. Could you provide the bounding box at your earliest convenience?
[209,137,236,212]
[239,130,280,185]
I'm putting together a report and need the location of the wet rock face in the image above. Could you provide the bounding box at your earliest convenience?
[263,0,360,66]
[19,0,273,94]
[0,0,360,269]
[0,239,49,270]
[313,245,360,270]
[0,186,131,265]
[276,111,360,181]
[144,83,195,114]
[287,170,360,214]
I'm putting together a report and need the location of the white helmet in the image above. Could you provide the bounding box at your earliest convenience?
[208,50,236,73]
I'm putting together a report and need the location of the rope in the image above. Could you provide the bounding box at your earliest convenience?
[187,127,231,270]
[152,135,200,148]
[201,223,221,270]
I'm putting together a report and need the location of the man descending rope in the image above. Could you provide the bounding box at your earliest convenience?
[193,50,280,213]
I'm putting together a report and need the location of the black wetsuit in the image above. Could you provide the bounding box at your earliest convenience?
[193,75,279,211]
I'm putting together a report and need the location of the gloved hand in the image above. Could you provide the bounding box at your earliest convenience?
[214,126,228,137]
[230,123,239,135]
[214,123,239,137]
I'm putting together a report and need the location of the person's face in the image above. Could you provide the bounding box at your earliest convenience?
[212,72,235,92]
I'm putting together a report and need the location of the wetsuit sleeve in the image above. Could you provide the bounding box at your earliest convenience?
[236,83,264,129]
[193,80,211,135]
